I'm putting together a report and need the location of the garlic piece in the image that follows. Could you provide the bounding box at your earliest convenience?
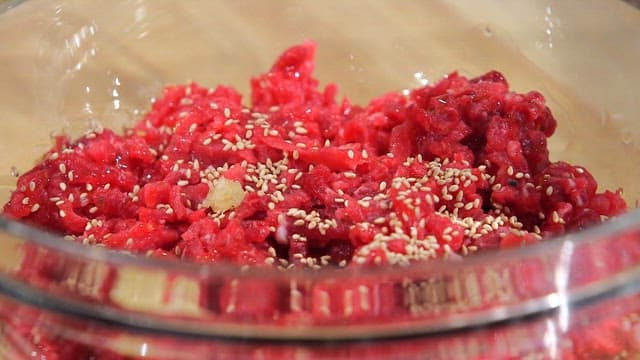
[203,178,245,212]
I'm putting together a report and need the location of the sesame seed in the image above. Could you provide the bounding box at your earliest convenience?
[30,204,40,213]
[347,150,355,159]
[552,211,564,224]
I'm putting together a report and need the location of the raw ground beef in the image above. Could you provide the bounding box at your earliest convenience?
[3,41,626,268]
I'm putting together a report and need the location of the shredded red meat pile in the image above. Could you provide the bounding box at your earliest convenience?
[3,41,626,269]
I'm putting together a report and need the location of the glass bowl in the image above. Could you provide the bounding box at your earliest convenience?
[1,1,640,359]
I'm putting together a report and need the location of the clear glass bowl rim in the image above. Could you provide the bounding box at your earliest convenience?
[2,207,640,341]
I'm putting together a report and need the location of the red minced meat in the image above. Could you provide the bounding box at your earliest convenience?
[3,41,626,267]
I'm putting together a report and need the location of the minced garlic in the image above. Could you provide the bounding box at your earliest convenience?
[202,177,245,212]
